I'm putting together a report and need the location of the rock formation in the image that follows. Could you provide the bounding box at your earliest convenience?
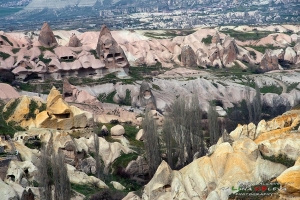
[181,45,197,68]
[222,36,238,65]
[260,49,280,72]
[3,87,92,130]
[132,81,156,110]
[38,22,57,47]
[96,25,129,72]
[68,33,81,47]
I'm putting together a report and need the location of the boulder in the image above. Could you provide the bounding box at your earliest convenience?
[110,181,126,190]
[111,125,125,136]
[125,156,149,177]
[67,164,108,189]
[260,49,280,72]
[181,45,197,68]
[80,157,96,175]
[284,47,297,64]
[38,22,57,47]
[122,192,141,200]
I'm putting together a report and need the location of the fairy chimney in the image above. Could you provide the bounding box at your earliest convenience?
[38,22,57,47]
[68,33,81,47]
[96,25,129,70]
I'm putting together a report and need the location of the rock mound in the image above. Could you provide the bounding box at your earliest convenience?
[260,49,280,72]
[38,22,57,47]
[68,33,81,47]
[3,87,92,130]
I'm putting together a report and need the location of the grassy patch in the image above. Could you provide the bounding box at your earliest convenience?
[144,29,196,39]
[287,82,299,93]
[112,152,139,171]
[0,51,11,60]
[201,35,212,45]
[260,85,282,94]
[246,44,278,53]
[38,54,52,64]
[25,101,39,120]
[89,49,99,59]
[152,84,162,91]
[220,30,273,41]
[3,98,20,120]
[12,48,20,54]
[38,46,55,53]
[261,153,295,168]
[98,90,117,104]
[71,183,103,198]
[0,35,13,46]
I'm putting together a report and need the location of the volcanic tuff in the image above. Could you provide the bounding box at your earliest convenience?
[38,22,57,47]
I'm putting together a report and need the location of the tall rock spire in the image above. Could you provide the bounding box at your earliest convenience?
[96,25,129,71]
[38,22,58,47]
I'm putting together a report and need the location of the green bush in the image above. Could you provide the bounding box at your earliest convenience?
[261,153,295,168]
[0,35,13,46]
[0,51,11,60]
[201,35,213,45]
[12,48,20,54]
[3,98,20,120]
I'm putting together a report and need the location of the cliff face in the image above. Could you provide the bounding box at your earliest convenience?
[142,109,300,199]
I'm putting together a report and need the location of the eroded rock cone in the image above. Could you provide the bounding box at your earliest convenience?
[260,49,280,72]
[181,45,197,68]
[96,25,129,70]
[135,81,157,110]
[38,22,57,47]
[222,36,238,65]
[68,33,81,47]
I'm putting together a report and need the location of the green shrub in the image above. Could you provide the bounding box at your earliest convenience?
[12,48,20,54]
[3,98,20,120]
[201,35,213,45]
[25,101,39,120]
[0,51,11,60]
[262,153,295,168]
[0,35,13,46]
[89,49,99,59]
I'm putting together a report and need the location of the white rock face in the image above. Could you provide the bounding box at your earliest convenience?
[67,164,108,189]
[135,129,144,141]
[142,137,287,199]
[111,125,125,136]
[5,161,37,184]
[0,179,18,200]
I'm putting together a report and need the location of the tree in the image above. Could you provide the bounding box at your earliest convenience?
[37,135,71,200]
[245,80,253,123]
[94,133,102,179]
[143,109,161,177]
[208,102,220,145]
[162,118,175,169]
[166,94,204,167]
[52,150,71,200]
[253,83,262,124]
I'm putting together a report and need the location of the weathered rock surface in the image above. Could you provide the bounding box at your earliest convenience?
[0,83,20,100]
[0,179,18,200]
[38,22,57,47]
[68,33,81,47]
[260,49,280,72]
[132,81,156,110]
[4,87,92,130]
[96,25,129,72]
[142,137,287,199]
[181,45,197,68]
[67,164,108,188]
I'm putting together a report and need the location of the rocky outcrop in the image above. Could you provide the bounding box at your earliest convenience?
[181,45,197,68]
[260,49,280,72]
[96,25,129,72]
[3,87,92,130]
[222,36,238,65]
[132,81,156,110]
[142,137,287,199]
[38,22,57,47]
[0,179,18,200]
[68,33,81,47]
[284,47,297,64]
[0,83,20,100]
